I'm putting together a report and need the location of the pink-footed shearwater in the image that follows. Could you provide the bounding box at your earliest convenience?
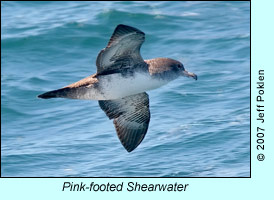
[38,24,197,152]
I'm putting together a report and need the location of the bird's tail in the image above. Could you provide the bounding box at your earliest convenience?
[38,88,69,99]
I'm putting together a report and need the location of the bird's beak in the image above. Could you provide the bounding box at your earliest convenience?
[183,70,198,80]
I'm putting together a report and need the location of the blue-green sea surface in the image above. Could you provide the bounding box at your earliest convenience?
[1,1,250,177]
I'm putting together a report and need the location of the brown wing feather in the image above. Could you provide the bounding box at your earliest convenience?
[96,24,146,75]
[98,92,150,152]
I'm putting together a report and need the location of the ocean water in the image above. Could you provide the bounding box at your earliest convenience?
[1,1,250,177]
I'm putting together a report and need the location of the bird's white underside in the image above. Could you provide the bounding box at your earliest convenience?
[78,72,170,100]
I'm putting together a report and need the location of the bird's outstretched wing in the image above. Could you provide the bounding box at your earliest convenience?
[96,24,146,75]
[98,92,150,152]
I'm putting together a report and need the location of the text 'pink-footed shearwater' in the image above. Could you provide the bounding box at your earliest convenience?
[38,24,197,152]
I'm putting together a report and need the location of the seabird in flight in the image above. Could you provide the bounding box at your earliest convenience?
[38,24,197,152]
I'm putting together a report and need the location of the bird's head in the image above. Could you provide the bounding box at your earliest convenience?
[146,58,197,81]
[175,62,198,80]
